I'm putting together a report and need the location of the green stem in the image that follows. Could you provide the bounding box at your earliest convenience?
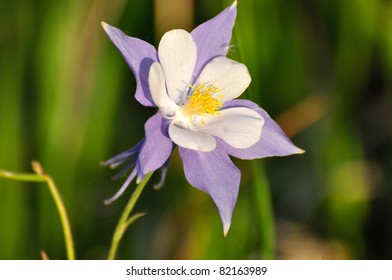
[32,162,76,260]
[251,160,275,259]
[0,161,76,260]
[0,170,46,182]
[45,177,76,260]
[107,172,153,260]
[124,212,146,229]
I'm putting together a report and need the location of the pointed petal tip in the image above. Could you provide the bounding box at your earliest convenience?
[297,148,306,154]
[101,21,112,35]
[223,219,231,237]
[233,0,238,7]
[223,225,230,237]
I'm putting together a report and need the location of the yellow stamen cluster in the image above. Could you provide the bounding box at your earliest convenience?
[181,83,223,119]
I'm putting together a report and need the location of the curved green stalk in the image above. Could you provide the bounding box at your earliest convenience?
[107,172,153,260]
[0,161,76,260]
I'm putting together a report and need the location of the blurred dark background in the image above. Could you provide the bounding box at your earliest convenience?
[0,0,391,259]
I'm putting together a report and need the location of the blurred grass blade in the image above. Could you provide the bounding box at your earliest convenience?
[252,160,275,259]
[230,0,276,259]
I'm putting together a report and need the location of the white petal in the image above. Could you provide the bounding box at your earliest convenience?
[158,29,197,105]
[169,121,216,152]
[195,56,251,103]
[194,107,264,149]
[148,62,178,118]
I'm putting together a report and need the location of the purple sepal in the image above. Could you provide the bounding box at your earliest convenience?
[221,99,304,159]
[138,112,173,175]
[102,22,158,107]
[179,146,240,235]
[191,2,237,78]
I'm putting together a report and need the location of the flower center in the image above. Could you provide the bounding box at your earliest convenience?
[181,83,223,118]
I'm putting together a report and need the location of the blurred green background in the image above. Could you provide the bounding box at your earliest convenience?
[1,0,392,259]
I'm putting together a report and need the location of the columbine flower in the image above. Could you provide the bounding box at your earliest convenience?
[101,1,303,235]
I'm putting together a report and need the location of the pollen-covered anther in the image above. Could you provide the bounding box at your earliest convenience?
[181,83,223,120]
